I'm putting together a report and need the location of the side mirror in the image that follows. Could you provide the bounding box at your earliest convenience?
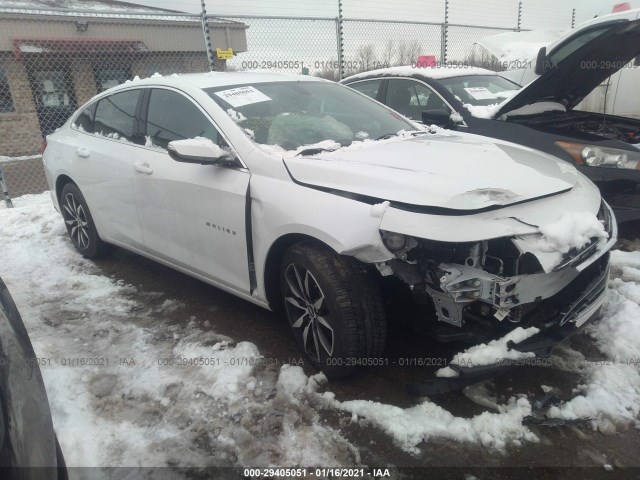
[167,138,235,166]
[534,46,549,75]
[421,109,454,128]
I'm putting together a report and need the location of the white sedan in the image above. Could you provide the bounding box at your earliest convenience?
[43,72,615,378]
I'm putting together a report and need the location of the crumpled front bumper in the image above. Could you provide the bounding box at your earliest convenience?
[406,254,610,396]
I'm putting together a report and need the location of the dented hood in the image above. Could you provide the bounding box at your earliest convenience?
[283,135,578,211]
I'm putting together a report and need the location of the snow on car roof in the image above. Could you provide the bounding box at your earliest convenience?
[117,71,326,91]
[342,65,498,83]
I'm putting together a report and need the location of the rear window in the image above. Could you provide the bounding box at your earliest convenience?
[73,103,96,133]
[94,89,142,144]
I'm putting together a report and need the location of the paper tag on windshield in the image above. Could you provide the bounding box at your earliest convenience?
[464,87,498,100]
[214,86,272,108]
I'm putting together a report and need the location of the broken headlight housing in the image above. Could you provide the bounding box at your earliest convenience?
[555,141,640,169]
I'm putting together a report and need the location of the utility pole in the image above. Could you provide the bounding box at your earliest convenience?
[441,0,449,64]
[200,0,216,71]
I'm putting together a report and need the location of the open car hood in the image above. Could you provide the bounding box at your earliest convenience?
[283,135,578,212]
[494,12,640,118]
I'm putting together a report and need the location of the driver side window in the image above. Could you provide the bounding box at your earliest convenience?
[146,89,224,150]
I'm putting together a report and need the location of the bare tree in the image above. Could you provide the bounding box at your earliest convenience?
[463,45,505,71]
[382,39,396,67]
[397,41,421,66]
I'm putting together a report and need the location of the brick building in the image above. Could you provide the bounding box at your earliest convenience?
[0,0,248,157]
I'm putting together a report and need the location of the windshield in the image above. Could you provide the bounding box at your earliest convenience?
[205,81,414,150]
[437,75,521,106]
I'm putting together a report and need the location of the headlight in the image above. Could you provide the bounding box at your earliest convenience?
[555,141,640,169]
[381,231,407,251]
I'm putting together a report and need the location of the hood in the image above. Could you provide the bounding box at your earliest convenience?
[495,13,640,118]
[283,135,578,212]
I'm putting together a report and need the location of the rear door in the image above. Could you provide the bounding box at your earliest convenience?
[133,87,252,293]
[62,88,146,249]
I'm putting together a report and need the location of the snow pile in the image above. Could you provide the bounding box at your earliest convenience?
[226,108,246,123]
[332,395,537,454]
[0,194,359,469]
[463,102,502,119]
[517,211,609,270]
[435,327,540,378]
[502,102,567,118]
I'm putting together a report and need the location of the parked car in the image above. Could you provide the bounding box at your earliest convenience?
[0,276,67,478]
[341,11,640,224]
[43,72,615,379]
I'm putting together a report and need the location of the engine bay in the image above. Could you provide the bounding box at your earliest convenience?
[510,110,640,144]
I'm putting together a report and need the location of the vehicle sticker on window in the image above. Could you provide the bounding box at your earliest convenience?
[214,86,272,108]
[463,87,498,100]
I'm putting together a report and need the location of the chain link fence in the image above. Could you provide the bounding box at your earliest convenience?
[0,4,236,204]
[0,1,586,202]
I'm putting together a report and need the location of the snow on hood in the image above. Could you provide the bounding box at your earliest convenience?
[501,102,566,118]
[283,133,577,211]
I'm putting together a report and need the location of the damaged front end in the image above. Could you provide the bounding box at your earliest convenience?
[377,201,616,393]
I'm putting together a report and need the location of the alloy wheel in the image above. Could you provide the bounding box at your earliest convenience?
[283,263,334,363]
[62,193,90,250]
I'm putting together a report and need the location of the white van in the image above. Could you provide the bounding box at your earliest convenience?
[479,8,640,119]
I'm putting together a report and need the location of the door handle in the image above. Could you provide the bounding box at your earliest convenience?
[134,162,153,174]
[76,147,90,158]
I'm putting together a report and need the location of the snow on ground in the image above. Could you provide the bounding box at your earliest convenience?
[0,194,357,470]
[435,327,540,378]
[1,193,640,464]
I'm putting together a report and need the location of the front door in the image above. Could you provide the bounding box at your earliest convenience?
[133,88,252,293]
[27,67,77,137]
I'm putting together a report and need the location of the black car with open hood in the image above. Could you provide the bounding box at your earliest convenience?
[342,9,640,224]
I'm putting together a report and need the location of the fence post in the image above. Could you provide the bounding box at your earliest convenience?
[440,0,449,63]
[0,167,13,208]
[337,0,345,80]
[200,0,216,71]
[571,8,576,28]
[517,1,522,31]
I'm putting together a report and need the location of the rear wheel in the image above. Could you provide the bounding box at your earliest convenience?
[60,183,109,258]
[280,241,386,377]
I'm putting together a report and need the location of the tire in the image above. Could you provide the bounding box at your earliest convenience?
[280,241,386,377]
[60,183,109,259]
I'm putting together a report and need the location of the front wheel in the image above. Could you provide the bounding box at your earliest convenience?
[60,183,109,259]
[280,242,386,377]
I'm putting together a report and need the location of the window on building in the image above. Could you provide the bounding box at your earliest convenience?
[94,89,142,143]
[0,66,15,113]
[145,89,222,150]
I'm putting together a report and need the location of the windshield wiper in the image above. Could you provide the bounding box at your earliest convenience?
[376,130,428,141]
[295,147,339,156]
